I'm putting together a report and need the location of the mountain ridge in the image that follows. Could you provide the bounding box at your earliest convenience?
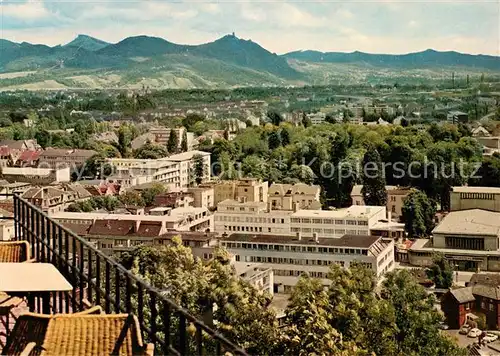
[283,48,500,70]
[0,34,499,89]
[64,35,110,51]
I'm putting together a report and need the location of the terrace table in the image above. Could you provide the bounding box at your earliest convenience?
[0,263,73,314]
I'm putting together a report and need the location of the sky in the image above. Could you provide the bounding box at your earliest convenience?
[1,0,499,55]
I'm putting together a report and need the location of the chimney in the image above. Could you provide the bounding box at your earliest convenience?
[296,232,302,241]
[313,232,319,242]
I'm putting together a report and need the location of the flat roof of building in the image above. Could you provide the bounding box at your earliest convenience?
[218,199,267,208]
[50,206,208,223]
[0,182,31,188]
[233,262,269,276]
[432,209,500,236]
[371,220,405,230]
[409,238,500,256]
[291,205,385,219]
[166,150,210,161]
[452,186,500,194]
[2,167,55,176]
[223,233,381,248]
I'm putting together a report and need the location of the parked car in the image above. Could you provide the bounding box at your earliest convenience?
[468,328,482,338]
[459,325,471,335]
[438,322,449,330]
[483,333,498,343]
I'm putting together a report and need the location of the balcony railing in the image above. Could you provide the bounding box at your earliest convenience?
[4,194,247,355]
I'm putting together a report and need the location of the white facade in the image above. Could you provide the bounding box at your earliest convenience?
[215,200,386,239]
[215,200,292,235]
[307,112,326,125]
[222,234,395,293]
[106,150,211,190]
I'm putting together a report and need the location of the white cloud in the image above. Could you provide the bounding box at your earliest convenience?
[2,0,50,20]
[201,3,221,15]
[408,20,419,28]
[78,2,198,22]
[240,3,267,22]
[337,9,353,19]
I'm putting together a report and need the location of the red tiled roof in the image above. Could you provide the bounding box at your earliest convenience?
[135,222,162,237]
[18,150,41,162]
[61,223,91,236]
[88,220,136,236]
[0,146,11,157]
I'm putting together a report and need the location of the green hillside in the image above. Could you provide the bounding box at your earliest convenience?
[0,33,498,89]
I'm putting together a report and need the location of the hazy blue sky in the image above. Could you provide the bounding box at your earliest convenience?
[1,0,499,55]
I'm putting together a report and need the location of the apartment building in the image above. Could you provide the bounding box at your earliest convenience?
[215,199,386,239]
[106,150,211,190]
[38,148,97,171]
[50,206,213,233]
[351,185,410,219]
[447,110,469,124]
[387,187,411,219]
[166,151,211,188]
[106,158,180,190]
[187,186,215,208]
[201,178,268,206]
[234,262,274,296]
[1,167,70,185]
[221,233,395,293]
[306,112,326,125]
[150,127,184,147]
[349,105,395,118]
[268,183,321,210]
[215,200,292,235]
[152,192,194,209]
[408,209,500,272]
[450,186,500,212]
[21,183,92,214]
[289,205,386,239]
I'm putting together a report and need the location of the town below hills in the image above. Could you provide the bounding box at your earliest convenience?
[0,33,499,90]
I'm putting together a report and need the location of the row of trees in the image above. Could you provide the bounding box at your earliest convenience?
[67,183,167,211]
[119,240,465,355]
[201,119,483,212]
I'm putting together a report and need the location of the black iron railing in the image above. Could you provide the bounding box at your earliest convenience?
[6,194,247,355]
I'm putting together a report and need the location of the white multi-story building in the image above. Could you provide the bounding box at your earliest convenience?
[289,206,385,239]
[215,200,293,235]
[221,233,395,293]
[306,112,326,125]
[215,199,387,239]
[106,150,211,190]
